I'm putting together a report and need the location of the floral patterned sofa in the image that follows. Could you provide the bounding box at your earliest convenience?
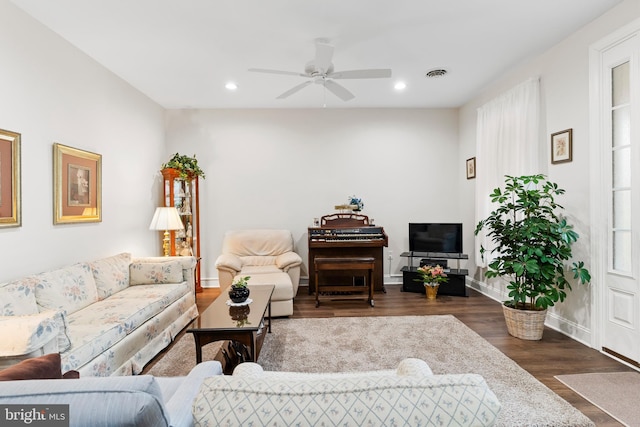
[0,253,198,376]
[193,358,502,427]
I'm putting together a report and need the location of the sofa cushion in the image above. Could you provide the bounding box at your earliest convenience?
[69,283,188,337]
[107,283,190,312]
[0,278,39,315]
[241,273,293,301]
[90,252,132,299]
[62,320,126,372]
[34,263,99,315]
[130,260,183,285]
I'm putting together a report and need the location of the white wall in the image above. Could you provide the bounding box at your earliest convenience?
[165,108,461,283]
[0,2,166,282]
[458,0,640,343]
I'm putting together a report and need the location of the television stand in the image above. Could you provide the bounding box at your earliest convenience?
[400,251,469,297]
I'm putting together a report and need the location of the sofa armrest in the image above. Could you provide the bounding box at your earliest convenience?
[275,252,302,271]
[161,361,223,427]
[0,375,171,427]
[215,254,242,289]
[0,311,61,358]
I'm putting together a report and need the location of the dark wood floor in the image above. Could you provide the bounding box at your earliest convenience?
[196,284,633,427]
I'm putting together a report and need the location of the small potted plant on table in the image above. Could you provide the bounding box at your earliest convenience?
[228,276,251,304]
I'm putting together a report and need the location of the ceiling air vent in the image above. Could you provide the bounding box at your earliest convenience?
[425,68,448,78]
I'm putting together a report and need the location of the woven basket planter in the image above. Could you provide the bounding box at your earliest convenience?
[502,303,547,340]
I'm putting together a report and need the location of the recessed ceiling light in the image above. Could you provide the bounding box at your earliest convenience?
[394,81,407,90]
[225,82,238,91]
[425,68,448,78]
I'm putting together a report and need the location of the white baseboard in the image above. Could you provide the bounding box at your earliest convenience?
[466,277,593,347]
[202,275,404,288]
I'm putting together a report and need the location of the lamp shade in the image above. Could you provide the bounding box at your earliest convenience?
[149,207,184,231]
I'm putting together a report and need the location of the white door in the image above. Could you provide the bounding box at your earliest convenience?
[592,27,640,365]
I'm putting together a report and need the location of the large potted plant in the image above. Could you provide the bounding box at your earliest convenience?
[474,174,591,340]
[161,153,206,179]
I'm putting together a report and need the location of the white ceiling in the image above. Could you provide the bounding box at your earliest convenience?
[11,0,622,109]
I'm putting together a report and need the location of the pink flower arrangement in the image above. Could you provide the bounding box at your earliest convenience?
[416,264,448,287]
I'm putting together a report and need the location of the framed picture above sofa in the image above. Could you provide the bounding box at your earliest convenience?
[0,128,21,228]
[53,143,102,224]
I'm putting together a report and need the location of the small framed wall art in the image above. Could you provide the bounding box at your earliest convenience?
[0,128,21,228]
[551,128,573,164]
[53,143,102,224]
[466,157,476,179]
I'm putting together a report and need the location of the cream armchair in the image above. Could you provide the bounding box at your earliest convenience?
[215,229,302,317]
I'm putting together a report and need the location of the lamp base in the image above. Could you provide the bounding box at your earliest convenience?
[163,230,171,257]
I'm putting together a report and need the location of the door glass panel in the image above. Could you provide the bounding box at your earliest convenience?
[613,190,632,228]
[613,230,632,272]
[612,107,631,148]
[613,147,631,188]
[612,62,630,106]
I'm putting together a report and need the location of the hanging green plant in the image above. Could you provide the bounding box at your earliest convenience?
[161,153,205,179]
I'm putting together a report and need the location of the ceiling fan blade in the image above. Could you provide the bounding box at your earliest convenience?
[276,80,313,99]
[324,80,355,101]
[315,42,334,73]
[328,69,392,79]
[248,68,307,77]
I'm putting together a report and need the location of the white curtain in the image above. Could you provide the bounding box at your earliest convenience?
[475,78,540,267]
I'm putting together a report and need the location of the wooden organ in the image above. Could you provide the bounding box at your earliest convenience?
[308,213,388,293]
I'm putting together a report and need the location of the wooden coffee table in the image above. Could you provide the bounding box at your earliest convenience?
[187,285,274,365]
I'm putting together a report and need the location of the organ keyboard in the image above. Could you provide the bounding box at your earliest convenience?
[308,214,388,293]
[309,227,387,243]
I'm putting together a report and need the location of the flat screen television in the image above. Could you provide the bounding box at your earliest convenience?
[409,223,463,254]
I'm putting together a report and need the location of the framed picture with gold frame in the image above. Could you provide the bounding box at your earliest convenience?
[53,143,102,224]
[0,128,21,228]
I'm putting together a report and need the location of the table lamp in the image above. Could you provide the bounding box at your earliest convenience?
[149,207,184,256]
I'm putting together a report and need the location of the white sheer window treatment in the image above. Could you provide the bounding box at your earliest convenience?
[475,78,540,267]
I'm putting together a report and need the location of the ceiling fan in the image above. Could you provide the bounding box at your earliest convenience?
[248,40,392,101]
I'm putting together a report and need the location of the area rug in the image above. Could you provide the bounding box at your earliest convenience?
[555,372,640,427]
[146,314,593,427]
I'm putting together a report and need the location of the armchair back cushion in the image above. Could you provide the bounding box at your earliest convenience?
[222,229,294,257]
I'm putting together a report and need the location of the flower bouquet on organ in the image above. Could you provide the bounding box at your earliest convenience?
[415,264,449,287]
